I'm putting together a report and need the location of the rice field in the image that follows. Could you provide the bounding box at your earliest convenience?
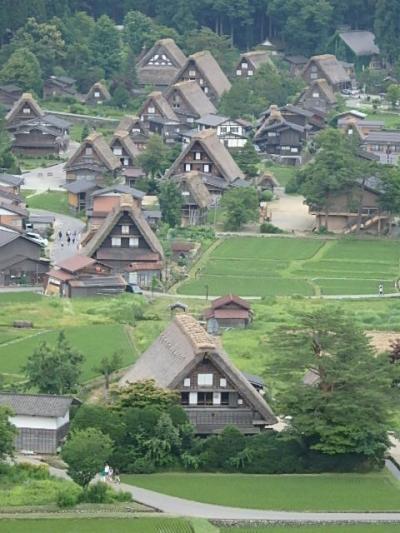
[178,237,400,297]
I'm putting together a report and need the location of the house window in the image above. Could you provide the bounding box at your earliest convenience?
[148,106,155,114]
[199,78,204,85]
[221,392,229,405]
[236,69,242,76]
[220,126,227,134]
[220,378,227,387]
[248,70,254,76]
[348,128,354,135]
[213,392,221,405]
[238,397,244,405]
[94,91,100,97]
[204,86,209,94]
[181,392,189,405]
[113,147,122,155]
[123,157,130,166]
[268,132,277,137]
[310,73,318,79]
[23,107,31,114]
[121,225,129,234]
[312,92,320,98]
[198,373,213,386]
[189,392,197,405]
[241,62,248,69]
[189,69,196,77]
[85,147,93,155]
[129,237,139,247]
[184,378,191,387]
[197,392,213,405]
[194,152,201,160]
[281,146,290,151]
[291,147,299,153]
[111,237,121,247]
[203,164,210,173]
[184,163,191,172]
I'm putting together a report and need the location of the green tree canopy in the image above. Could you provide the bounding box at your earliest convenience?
[0,47,42,93]
[89,15,122,78]
[137,134,169,177]
[61,428,113,487]
[158,180,182,228]
[111,380,179,411]
[0,407,16,461]
[269,307,395,462]
[221,186,259,230]
[231,141,260,177]
[23,331,84,394]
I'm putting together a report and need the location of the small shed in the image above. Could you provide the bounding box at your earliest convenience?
[204,294,253,330]
[0,393,73,454]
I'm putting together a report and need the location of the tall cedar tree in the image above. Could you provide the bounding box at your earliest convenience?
[158,180,183,228]
[221,187,259,230]
[269,307,395,462]
[23,331,84,394]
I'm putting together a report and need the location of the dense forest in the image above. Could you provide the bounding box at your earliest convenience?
[0,0,399,60]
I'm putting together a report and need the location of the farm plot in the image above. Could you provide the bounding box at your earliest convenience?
[178,237,400,297]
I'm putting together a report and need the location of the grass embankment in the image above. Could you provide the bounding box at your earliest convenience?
[0,518,194,533]
[123,471,400,511]
[178,237,400,297]
[265,163,297,188]
[18,156,63,171]
[222,526,400,533]
[22,190,71,216]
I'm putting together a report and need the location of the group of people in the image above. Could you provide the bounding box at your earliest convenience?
[100,463,120,484]
[57,229,80,248]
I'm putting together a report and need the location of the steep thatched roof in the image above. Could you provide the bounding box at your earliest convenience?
[117,115,142,133]
[119,314,276,425]
[83,195,164,260]
[140,91,178,121]
[303,55,350,86]
[240,50,274,70]
[338,30,380,57]
[110,130,140,160]
[166,81,216,117]
[166,129,245,183]
[137,38,187,86]
[5,93,43,125]
[174,50,231,97]
[303,79,337,105]
[65,132,121,172]
[85,82,111,102]
[172,171,212,209]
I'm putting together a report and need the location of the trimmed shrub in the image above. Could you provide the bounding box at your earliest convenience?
[260,222,284,234]
[57,485,81,508]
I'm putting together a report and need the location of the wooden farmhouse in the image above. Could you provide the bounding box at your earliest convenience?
[0,202,28,229]
[138,91,179,130]
[136,38,187,89]
[5,93,43,129]
[235,51,274,78]
[0,84,23,110]
[87,184,145,228]
[172,171,212,226]
[166,80,216,124]
[119,314,276,434]
[0,225,49,286]
[338,117,384,140]
[43,75,77,99]
[172,50,231,105]
[254,106,309,164]
[0,393,73,454]
[85,82,111,105]
[110,130,140,170]
[329,30,381,70]
[302,55,351,92]
[361,131,400,165]
[0,174,24,195]
[204,294,253,331]
[308,176,389,234]
[148,115,183,144]
[165,129,245,196]
[283,55,308,76]
[83,195,164,288]
[196,114,251,148]
[64,132,121,183]
[297,79,337,114]
[45,255,126,298]
[8,114,71,156]
[116,115,148,151]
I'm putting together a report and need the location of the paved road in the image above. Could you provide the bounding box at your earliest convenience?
[30,209,85,264]
[15,456,400,523]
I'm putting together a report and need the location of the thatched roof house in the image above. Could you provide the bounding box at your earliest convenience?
[166,80,216,122]
[137,38,187,88]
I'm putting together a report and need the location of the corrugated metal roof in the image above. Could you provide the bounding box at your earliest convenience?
[0,393,72,417]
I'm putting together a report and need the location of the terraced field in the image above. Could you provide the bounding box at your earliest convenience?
[178,237,400,297]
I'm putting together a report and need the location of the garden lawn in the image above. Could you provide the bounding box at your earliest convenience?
[24,191,71,216]
[178,237,400,297]
[0,324,135,381]
[123,471,400,511]
[222,526,400,532]
[0,518,193,533]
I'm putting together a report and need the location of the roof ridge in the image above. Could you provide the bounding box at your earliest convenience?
[174,314,215,352]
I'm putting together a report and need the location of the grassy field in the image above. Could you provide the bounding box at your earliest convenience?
[23,190,71,216]
[222,526,400,533]
[123,471,400,511]
[178,237,400,297]
[362,109,400,129]
[264,163,297,187]
[0,518,194,533]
